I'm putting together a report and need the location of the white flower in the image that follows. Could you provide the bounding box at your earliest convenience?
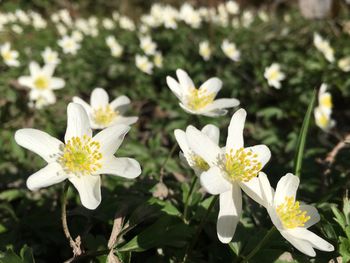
[41,47,60,65]
[179,3,202,28]
[221,39,240,61]
[135,54,153,75]
[264,63,286,89]
[199,41,212,61]
[317,84,332,114]
[314,84,335,132]
[11,24,23,34]
[242,10,254,27]
[255,173,334,257]
[72,30,84,42]
[18,62,65,107]
[175,124,219,176]
[186,109,271,243]
[166,69,239,117]
[1,42,20,67]
[226,1,239,15]
[31,13,47,29]
[313,33,335,63]
[102,18,115,30]
[119,16,135,31]
[15,103,141,210]
[28,90,56,109]
[338,56,350,72]
[58,35,81,55]
[106,36,123,58]
[153,52,163,68]
[73,87,138,129]
[139,36,157,56]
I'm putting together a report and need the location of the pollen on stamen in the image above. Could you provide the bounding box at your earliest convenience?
[189,152,210,171]
[59,135,102,176]
[187,88,215,110]
[224,148,262,182]
[276,196,310,229]
[93,105,118,126]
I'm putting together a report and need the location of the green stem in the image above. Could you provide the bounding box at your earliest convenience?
[183,176,198,222]
[241,226,276,263]
[183,195,218,262]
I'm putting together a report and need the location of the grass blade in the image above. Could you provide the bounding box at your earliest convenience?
[293,89,317,178]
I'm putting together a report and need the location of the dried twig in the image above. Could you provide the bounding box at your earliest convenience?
[324,133,350,175]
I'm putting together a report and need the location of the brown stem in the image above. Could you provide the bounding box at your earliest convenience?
[61,182,83,257]
[324,133,350,176]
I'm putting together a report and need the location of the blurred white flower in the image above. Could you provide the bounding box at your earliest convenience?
[140,36,157,56]
[73,87,138,129]
[226,1,239,15]
[175,124,219,175]
[18,61,65,107]
[0,42,20,67]
[58,35,81,55]
[15,10,30,24]
[255,173,334,257]
[338,56,350,72]
[179,3,202,28]
[153,52,163,68]
[41,47,60,65]
[135,54,153,74]
[313,33,335,63]
[186,109,271,243]
[119,16,135,31]
[221,39,240,61]
[199,40,212,61]
[31,13,47,29]
[102,18,115,30]
[166,69,239,116]
[314,84,335,132]
[11,24,23,34]
[242,10,254,27]
[15,103,141,210]
[72,30,84,42]
[264,63,286,89]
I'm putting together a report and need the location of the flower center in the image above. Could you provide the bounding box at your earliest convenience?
[276,196,310,229]
[2,51,13,61]
[34,76,49,90]
[190,153,210,171]
[59,135,102,175]
[268,70,280,81]
[224,148,262,182]
[93,105,118,126]
[187,88,215,110]
[320,95,332,109]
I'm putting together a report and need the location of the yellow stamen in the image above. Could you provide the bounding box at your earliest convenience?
[34,76,49,90]
[224,148,262,182]
[190,153,209,171]
[93,105,118,126]
[2,51,13,61]
[187,88,215,110]
[276,196,310,229]
[59,135,102,175]
[320,94,332,109]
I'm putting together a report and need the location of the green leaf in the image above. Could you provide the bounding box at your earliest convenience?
[118,215,194,252]
[332,206,346,231]
[293,89,317,178]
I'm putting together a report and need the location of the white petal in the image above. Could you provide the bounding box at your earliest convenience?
[186,125,222,166]
[176,69,194,90]
[18,76,33,89]
[245,145,271,168]
[69,175,101,210]
[110,95,130,110]
[300,205,320,228]
[201,109,228,117]
[15,128,63,163]
[280,230,316,257]
[179,102,199,115]
[287,228,334,252]
[217,185,242,243]
[42,63,55,77]
[239,177,265,206]
[200,166,231,195]
[199,77,222,96]
[99,157,141,178]
[93,124,130,156]
[113,116,138,126]
[26,162,67,191]
[50,78,65,89]
[274,173,299,206]
[166,76,182,100]
[226,108,246,152]
[29,61,40,76]
[203,98,240,113]
[65,103,92,143]
[201,124,220,145]
[72,97,92,114]
[90,88,109,108]
[258,172,274,206]
[174,129,191,157]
